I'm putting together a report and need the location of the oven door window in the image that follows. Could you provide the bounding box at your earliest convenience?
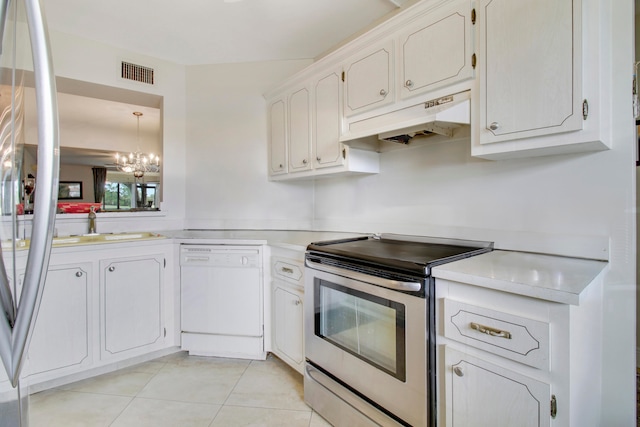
[314,278,406,381]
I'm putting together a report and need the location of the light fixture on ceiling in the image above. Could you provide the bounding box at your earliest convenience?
[114,112,160,179]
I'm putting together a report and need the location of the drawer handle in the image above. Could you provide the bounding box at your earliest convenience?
[281,267,294,274]
[470,322,512,339]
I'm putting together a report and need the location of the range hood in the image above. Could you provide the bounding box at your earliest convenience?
[340,90,470,152]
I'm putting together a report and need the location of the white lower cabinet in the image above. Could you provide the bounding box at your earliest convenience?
[269,249,305,374]
[444,346,550,427]
[272,281,304,374]
[24,263,92,379]
[2,241,176,394]
[101,254,165,359]
[437,276,602,427]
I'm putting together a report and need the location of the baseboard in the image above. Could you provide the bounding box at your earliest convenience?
[26,346,182,394]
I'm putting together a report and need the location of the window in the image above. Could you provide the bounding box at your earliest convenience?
[104,181,133,211]
[103,179,159,211]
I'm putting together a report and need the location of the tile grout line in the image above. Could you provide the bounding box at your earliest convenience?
[108,359,170,426]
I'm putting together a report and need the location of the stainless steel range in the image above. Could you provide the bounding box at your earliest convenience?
[304,234,493,427]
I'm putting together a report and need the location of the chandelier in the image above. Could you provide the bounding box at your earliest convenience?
[114,112,159,178]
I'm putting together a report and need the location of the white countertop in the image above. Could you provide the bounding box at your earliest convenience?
[79,229,604,305]
[162,229,366,252]
[432,250,607,305]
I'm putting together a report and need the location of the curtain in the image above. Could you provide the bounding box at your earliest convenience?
[92,167,107,204]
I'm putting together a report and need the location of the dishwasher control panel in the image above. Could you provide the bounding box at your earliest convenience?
[180,245,261,268]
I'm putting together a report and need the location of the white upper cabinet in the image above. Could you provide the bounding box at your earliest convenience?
[314,69,344,169]
[399,0,473,100]
[268,98,287,176]
[267,0,608,162]
[481,0,578,141]
[472,0,609,159]
[266,68,379,181]
[343,40,394,117]
[288,87,312,172]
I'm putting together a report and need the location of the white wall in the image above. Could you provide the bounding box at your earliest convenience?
[184,60,315,230]
[59,164,94,203]
[314,140,614,258]
[46,30,187,232]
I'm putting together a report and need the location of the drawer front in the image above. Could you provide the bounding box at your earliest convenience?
[443,299,549,370]
[272,257,304,287]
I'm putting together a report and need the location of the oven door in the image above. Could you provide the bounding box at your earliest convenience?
[304,262,428,427]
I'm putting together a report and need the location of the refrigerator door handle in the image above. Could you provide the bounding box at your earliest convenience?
[0,0,59,387]
[0,0,15,327]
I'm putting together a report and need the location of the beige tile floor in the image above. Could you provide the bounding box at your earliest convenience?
[28,352,332,427]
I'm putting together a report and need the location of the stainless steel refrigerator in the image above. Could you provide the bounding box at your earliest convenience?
[0,0,59,425]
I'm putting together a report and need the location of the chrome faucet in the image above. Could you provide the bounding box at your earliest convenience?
[88,206,97,234]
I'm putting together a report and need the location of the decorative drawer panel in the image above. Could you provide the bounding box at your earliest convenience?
[272,258,304,286]
[443,298,549,370]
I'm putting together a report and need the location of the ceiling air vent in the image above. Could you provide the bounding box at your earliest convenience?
[121,61,154,85]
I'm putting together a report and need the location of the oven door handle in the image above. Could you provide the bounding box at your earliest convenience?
[305,259,422,293]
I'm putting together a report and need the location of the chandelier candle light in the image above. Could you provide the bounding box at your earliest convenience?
[114,111,160,178]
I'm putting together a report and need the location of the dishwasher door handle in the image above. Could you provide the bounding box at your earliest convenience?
[183,256,211,263]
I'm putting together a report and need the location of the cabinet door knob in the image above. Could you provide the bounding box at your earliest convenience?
[316,156,321,162]
[453,366,464,377]
[405,79,413,88]
[489,122,500,131]
[75,271,83,277]
[278,164,283,169]
[379,89,387,96]
[108,266,115,272]
[302,159,308,165]
[294,299,301,306]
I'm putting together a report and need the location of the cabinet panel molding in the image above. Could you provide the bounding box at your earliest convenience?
[443,298,549,370]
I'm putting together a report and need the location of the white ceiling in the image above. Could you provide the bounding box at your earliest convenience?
[43,0,412,65]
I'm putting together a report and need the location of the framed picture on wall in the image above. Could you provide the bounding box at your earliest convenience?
[58,181,83,200]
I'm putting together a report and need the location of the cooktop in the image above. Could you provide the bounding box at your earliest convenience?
[307,234,493,277]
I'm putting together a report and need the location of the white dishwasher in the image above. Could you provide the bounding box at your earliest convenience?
[180,244,265,360]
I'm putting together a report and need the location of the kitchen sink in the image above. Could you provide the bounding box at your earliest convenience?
[5,232,166,249]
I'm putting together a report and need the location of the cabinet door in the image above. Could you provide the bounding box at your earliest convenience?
[400,0,473,100]
[272,283,303,373]
[444,347,550,427]
[25,264,91,376]
[479,0,581,144]
[268,98,287,176]
[314,70,345,169]
[288,87,312,172]
[344,40,394,117]
[101,256,163,357]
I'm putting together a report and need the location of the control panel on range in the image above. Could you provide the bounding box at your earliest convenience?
[180,244,265,360]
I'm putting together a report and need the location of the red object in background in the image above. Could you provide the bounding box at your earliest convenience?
[57,202,101,214]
